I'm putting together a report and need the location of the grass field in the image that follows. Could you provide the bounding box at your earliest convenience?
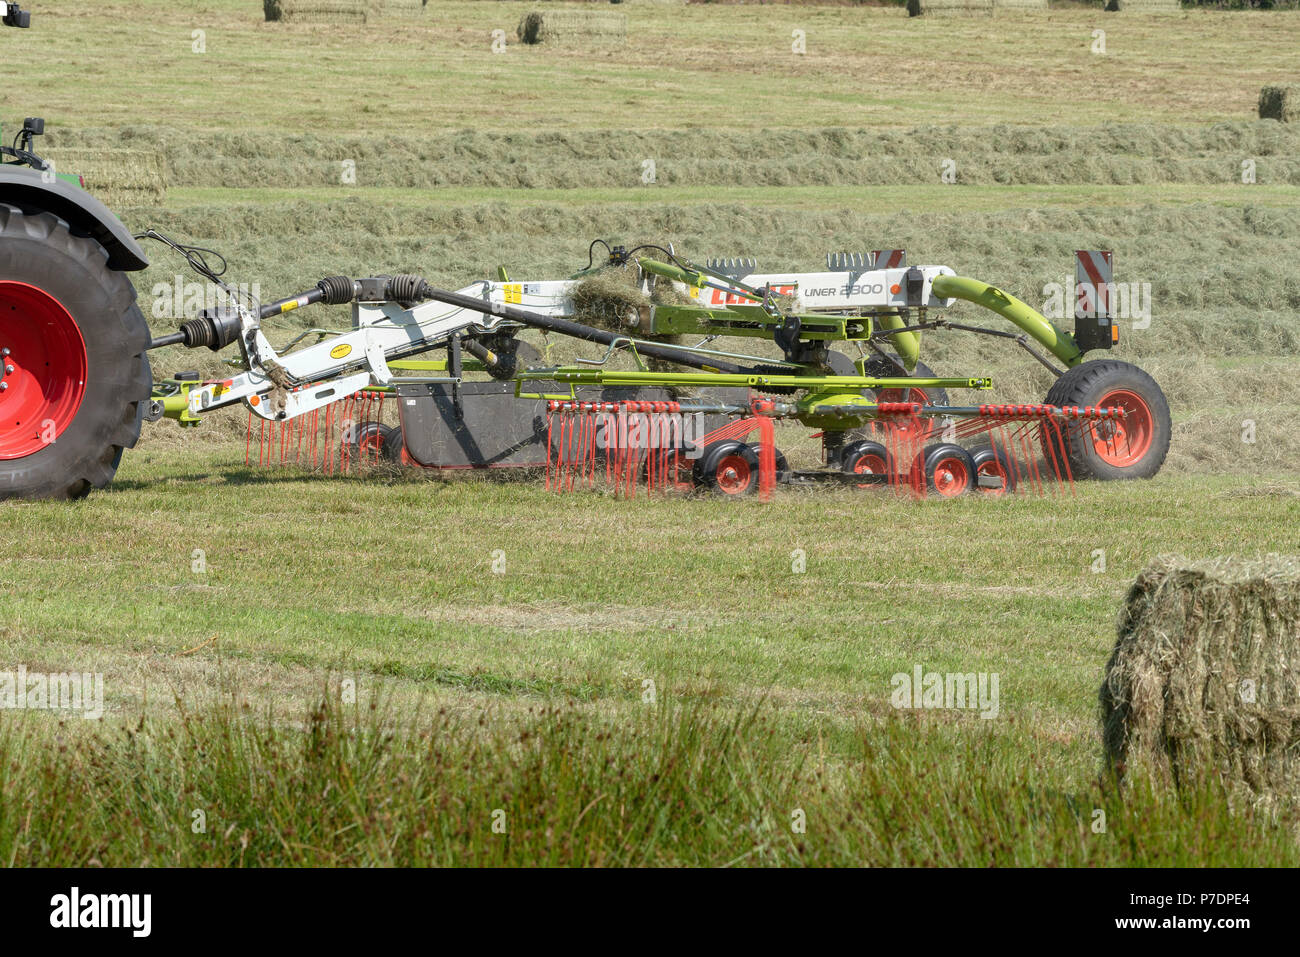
[2,0,1300,866]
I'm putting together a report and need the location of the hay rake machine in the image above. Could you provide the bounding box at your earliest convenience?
[142,239,1167,502]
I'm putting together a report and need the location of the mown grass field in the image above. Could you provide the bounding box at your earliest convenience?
[2,0,1300,865]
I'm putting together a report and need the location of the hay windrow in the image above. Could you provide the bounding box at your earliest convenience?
[42,148,167,206]
[1101,556,1300,813]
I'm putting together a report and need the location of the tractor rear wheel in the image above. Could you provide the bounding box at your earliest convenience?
[1041,359,1170,481]
[0,207,151,500]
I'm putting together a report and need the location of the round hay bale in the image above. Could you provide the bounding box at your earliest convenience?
[265,0,368,24]
[1259,85,1300,124]
[1100,556,1300,811]
[516,9,628,45]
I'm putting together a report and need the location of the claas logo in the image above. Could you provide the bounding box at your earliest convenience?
[707,284,794,306]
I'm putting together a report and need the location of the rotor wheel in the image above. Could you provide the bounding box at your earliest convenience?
[841,439,893,488]
[912,442,976,498]
[695,439,760,496]
[747,441,788,483]
[969,442,1017,496]
[862,355,950,444]
[381,425,413,466]
[351,421,393,465]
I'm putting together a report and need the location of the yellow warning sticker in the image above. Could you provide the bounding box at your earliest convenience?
[504,284,522,304]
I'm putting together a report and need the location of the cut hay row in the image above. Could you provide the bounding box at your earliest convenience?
[1105,0,1182,10]
[378,0,429,16]
[908,0,1046,16]
[43,148,167,206]
[263,0,427,22]
[48,121,1300,190]
[1101,556,1300,812]
[1259,85,1300,124]
[517,10,628,45]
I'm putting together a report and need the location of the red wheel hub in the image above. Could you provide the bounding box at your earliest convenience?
[931,456,970,497]
[851,452,889,490]
[715,453,751,494]
[0,281,88,460]
[1091,389,1154,468]
[852,453,888,475]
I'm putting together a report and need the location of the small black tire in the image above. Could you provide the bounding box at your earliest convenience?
[747,441,789,482]
[381,426,409,464]
[969,442,1017,496]
[0,206,151,500]
[351,421,393,463]
[694,439,760,496]
[841,439,893,486]
[1041,359,1171,481]
[915,442,976,498]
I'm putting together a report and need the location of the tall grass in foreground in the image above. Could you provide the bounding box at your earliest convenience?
[2,694,1294,866]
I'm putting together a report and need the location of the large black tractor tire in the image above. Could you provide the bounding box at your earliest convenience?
[1041,359,1170,481]
[0,206,152,500]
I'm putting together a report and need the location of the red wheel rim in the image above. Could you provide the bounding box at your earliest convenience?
[851,452,889,489]
[1091,389,1154,468]
[931,456,970,497]
[976,459,1009,496]
[852,453,888,475]
[0,281,88,460]
[875,386,934,441]
[715,453,752,494]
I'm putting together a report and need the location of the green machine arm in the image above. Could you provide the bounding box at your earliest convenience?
[931,275,1082,368]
